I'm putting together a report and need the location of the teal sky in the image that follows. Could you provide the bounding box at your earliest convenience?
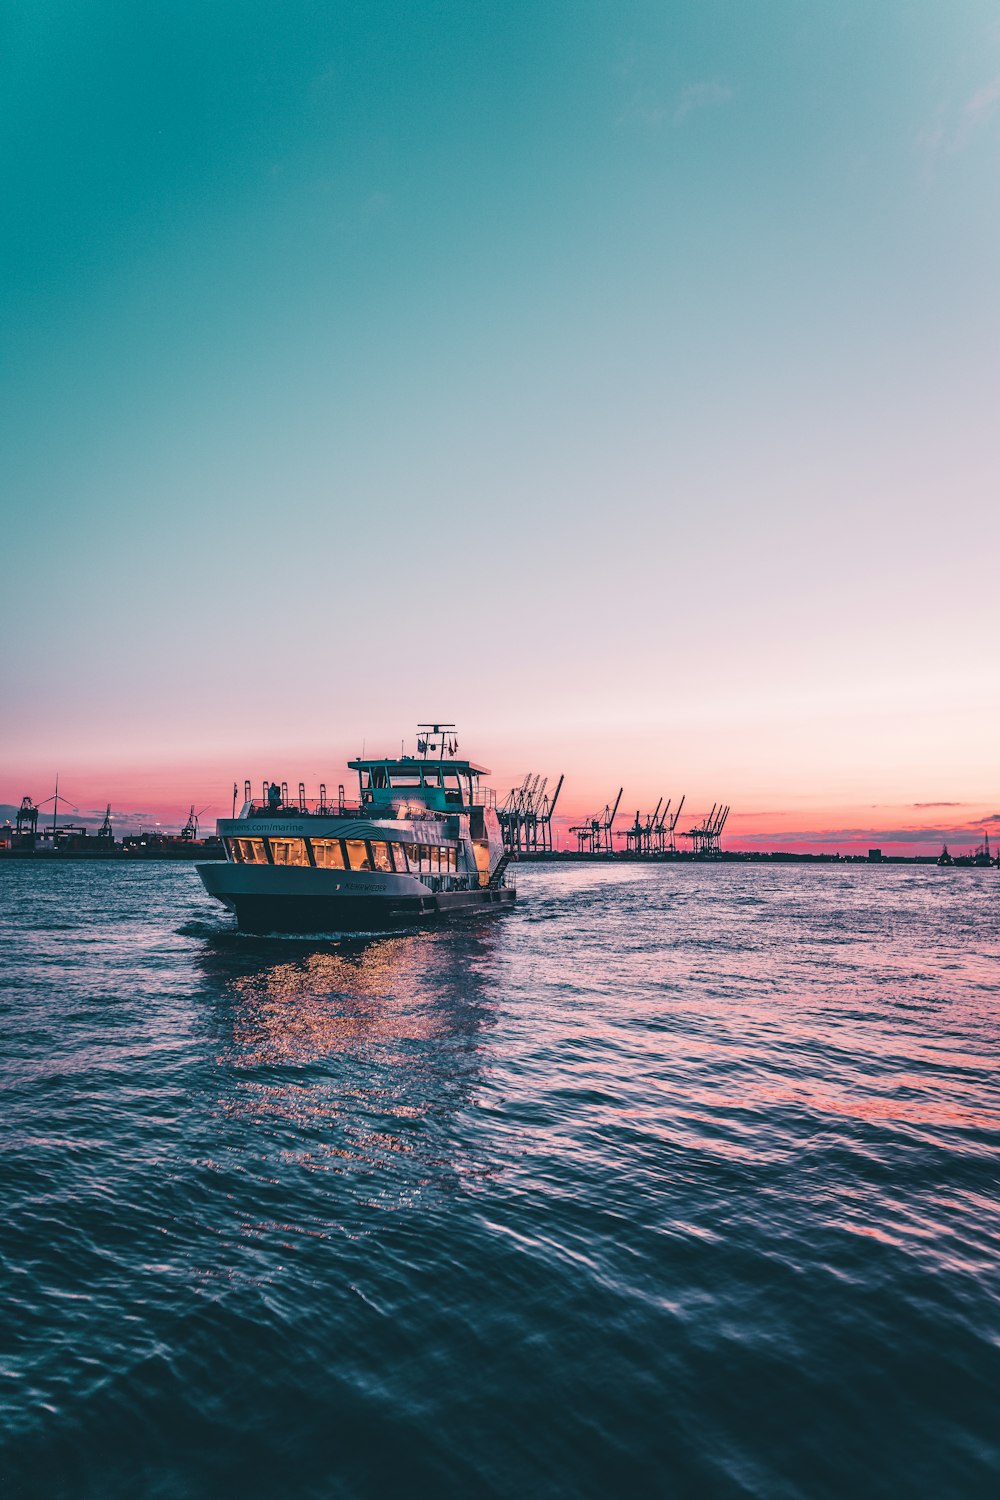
[3,2,999,842]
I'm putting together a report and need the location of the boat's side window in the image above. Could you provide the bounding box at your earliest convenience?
[390,842,408,873]
[235,837,268,864]
[472,840,491,883]
[311,838,345,869]
[268,838,310,866]
[344,839,370,871]
[369,841,393,874]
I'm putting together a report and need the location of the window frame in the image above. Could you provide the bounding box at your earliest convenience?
[368,840,393,874]
[266,836,310,867]
[344,838,371,871]
[309,837,347,870]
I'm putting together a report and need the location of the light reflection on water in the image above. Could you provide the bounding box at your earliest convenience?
[193,925,504,1195]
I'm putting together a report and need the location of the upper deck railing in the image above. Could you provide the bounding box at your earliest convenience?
[239,768,497,821]
[241,799,443,823]
[243,798,362,819]
[238,791,495,822]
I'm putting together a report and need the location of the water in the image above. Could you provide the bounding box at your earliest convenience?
[1,860,998,1499]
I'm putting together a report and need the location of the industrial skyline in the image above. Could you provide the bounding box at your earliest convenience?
[2,758,996,859]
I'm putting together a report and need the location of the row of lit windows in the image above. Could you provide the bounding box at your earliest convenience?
[228,836,458,874]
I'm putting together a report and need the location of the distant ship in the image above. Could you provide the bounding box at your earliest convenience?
[938,835,996,869]
[952,833,996,869]
[197,724,515,932]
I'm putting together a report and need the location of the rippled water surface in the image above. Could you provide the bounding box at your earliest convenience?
[2,860,998,1498]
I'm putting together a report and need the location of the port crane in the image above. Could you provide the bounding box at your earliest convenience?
[570,787,622,855]
[652,797,673,854]
[666,795,686,853]
[499,771,564,854]
[682,803,729,856]
[625,798,663,856]
[15,796,38,838]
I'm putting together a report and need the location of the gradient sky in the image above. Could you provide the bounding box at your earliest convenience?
[3,2,998,849]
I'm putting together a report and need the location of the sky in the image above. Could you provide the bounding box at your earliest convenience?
[2,1,998,852]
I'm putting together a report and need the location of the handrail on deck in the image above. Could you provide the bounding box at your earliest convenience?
[243,799,363,819]
[240,783,497,820]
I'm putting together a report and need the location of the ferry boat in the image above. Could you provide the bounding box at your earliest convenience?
[197,725,515,932]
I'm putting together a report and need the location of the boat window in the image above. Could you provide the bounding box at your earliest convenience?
[311,838,346,869]
[233,837,268,864]
[344,839,370,871]
[446,847,457,872]
[268,838,309,866]
[369,841,393,873]
[390,842,408,872]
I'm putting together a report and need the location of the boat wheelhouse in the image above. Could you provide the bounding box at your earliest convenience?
[197,725,514,932]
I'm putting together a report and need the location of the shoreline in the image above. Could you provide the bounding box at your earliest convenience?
[0,847,993,869]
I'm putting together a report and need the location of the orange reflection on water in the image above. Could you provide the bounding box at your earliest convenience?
[203,928,500,1188]
[225,932,458,1069]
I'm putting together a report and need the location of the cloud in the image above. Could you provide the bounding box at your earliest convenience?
[673,80,733,125]
[919,72,1000,180]
[738,824,984,846]
[729,810,788,819]
[911,801,965,809]
[964,74,1000,125]
[0,802,154,833]
[617,90,668,129]
[621,79,734,131]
